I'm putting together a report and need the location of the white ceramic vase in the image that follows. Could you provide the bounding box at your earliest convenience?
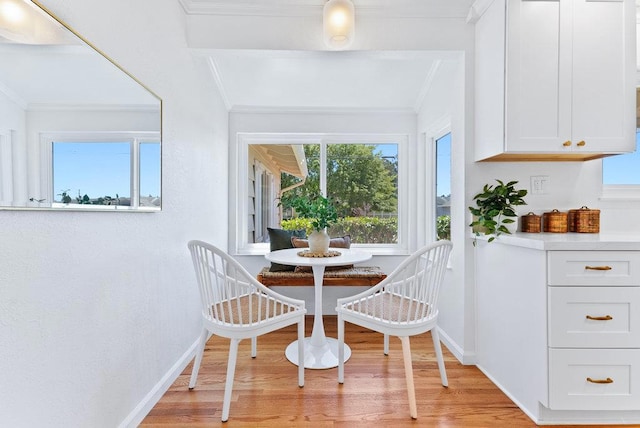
[308,229,330,253]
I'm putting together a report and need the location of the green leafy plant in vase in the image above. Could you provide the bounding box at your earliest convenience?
[469,179,527,244]
[289,195,338,253]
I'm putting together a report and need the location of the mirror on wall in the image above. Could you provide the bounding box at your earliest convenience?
[0,0,161,210]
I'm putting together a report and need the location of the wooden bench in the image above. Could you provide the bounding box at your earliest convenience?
[257,266,387,287]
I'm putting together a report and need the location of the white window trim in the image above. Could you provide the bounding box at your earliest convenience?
[40,131,160,211]
[233,132,408,256]
[600,185,640,201]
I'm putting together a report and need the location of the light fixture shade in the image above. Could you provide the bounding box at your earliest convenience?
[323,0,354,50]
[0,0,70,44]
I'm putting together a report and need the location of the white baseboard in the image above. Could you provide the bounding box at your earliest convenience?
[118,336,200,428]
[437,326,476,365]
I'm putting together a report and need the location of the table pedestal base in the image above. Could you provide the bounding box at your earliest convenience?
[285,337,351,369]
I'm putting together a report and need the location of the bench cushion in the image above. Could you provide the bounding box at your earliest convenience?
[257,266,386,287]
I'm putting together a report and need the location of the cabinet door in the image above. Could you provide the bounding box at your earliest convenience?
[505,0,569,153]
[571,0,636,153]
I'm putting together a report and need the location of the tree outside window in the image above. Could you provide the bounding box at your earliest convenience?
[252,142,399,244]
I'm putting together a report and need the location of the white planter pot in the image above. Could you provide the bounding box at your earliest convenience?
[308,229,330,253]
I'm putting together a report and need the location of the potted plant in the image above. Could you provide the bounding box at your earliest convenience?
[289,195,338,253]
[468,179,527,244]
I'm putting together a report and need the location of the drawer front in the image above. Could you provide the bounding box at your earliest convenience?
[548,287,640,348]
[549,349,640,410]
[548,251,640,286]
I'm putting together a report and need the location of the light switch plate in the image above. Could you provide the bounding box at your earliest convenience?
[530,175,549,195]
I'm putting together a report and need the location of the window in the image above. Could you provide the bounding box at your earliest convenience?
[435,132,451,240]
[43,132,160,210]
[603,131,640,185]
[238,133,406,253]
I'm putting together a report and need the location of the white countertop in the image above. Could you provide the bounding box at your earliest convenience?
[473,232,640,251]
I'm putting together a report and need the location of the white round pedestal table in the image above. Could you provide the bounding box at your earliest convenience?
[265,247,372,369]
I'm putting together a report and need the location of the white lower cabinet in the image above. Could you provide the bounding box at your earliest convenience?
[547,251,640,412]
[476,241,640,424]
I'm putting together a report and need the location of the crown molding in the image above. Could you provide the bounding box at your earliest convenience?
[26,103,160,112]
[179,0,474,19]
[413,59,441,113]
[466,0,495,24]
[229,105,416,115]
[179,0,323,16]
[206,57,232,111]
[0,81,27,110]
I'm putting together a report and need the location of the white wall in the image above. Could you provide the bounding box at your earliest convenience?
[0,0,228,426]
[416,52,475,363]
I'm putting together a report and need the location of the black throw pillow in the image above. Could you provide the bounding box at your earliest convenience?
[267,228,306,272]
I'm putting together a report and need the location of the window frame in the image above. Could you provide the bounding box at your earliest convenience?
[234,132,408,255]
[40,131,161,211]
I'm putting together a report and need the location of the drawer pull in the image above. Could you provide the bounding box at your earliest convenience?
[586,377,614,384]
[586,315,613,321]
[576,140,586,147]
[584,265,612,271]
[563,140,572,147]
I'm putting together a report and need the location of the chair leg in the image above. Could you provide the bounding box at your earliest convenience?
[431,328,448,387]
[383,333,389,355]
[188,328,209,389]
[297,318,305,387]
[251,336,257,358]
[221,338,240,422]
[337,313,345,384]
[399,336,417,419]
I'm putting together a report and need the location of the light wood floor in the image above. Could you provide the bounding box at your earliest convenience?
[141,316,625,427]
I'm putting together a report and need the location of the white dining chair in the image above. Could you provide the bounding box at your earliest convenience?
[187,240,306,422]
[336,240,453,419]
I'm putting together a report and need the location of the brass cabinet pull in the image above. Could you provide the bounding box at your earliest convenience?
[563,140,572,147]
[576,140,586,147]
[586,315,613,321]
[587,377,613,384]
[585,265,612,271]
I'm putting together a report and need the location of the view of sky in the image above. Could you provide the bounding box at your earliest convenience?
[436,133,451,197]
[602,132,640,185]
[52,141,160,201]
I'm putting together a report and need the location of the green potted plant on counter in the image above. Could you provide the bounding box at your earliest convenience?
[469,179,527,244]
[289,195,338,253]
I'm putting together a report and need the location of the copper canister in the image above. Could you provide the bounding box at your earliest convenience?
[543,209,568,233]
[521,212,541,233]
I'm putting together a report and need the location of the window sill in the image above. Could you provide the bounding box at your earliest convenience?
[234,243,410,257]
[600,186,640,201]
[0,205,160,212]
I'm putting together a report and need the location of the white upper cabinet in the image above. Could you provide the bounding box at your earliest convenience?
[475,0,636,161]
